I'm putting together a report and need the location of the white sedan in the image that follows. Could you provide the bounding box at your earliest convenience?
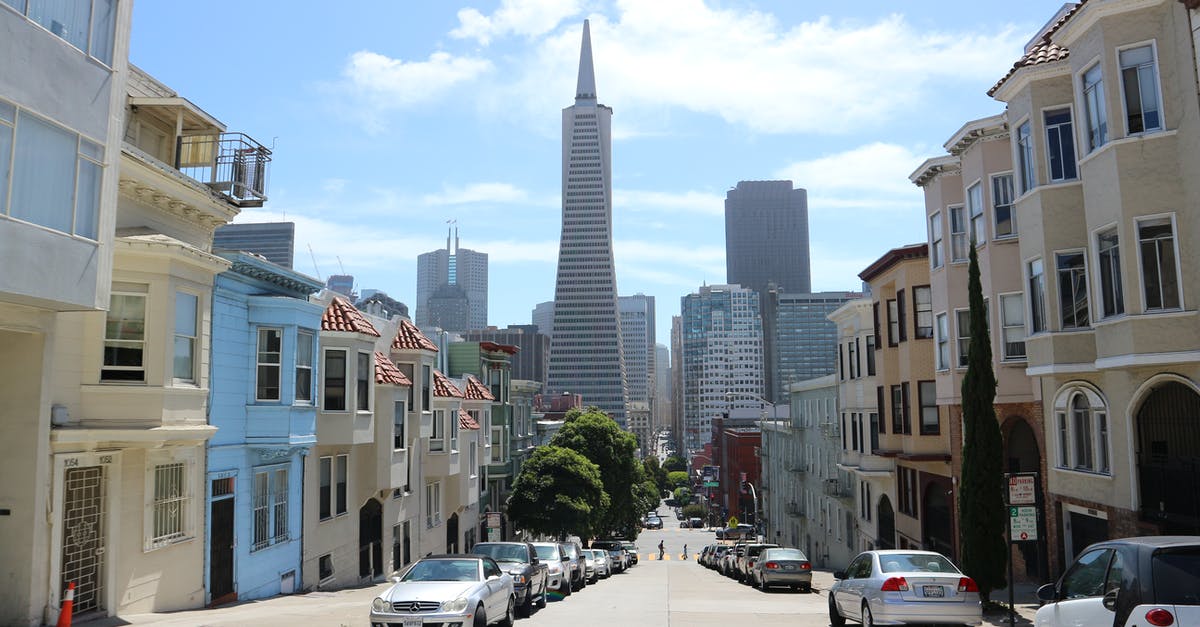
[370,555,516,627]
[829,550,982,626]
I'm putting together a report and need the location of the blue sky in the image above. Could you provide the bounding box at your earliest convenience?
[132,0,1059,341]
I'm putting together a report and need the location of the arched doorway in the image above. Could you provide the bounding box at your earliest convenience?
[359,498,383,580]
[922,480,954,559]
[876,495,895,550]
[446,513,460,553]
[1005,419,1041,474]
[1136,381,1200,534]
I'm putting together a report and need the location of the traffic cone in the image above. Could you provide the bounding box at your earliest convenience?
[56,582,74,627]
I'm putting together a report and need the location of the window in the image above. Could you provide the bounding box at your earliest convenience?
[865,335,876,376]
[898,467,918,517]
[956,308,973,368]
[421,364,431,412]
[173,292,198,382]
[319,456,332,519]
[1054,387,1110,474]
[1017,120,1036,193]
[1056,252,1090,329]
[393,400,406,450]
[901,382,911,434]
[876,386,886,434]
[1120,45,1162,134]
[2,105,104,239]
[1082,63,1108,152]
[846,341,856,379]
[431,410,446,452]
[935,313,950,370]
[1060,549,1115,599]
[1000,294,1027,360]
[425,481,442,528]
[323,349,347,411]
[854,337,862,377]
[1028,259,1048,334]
[356,352,370,411]
[397,363,415,408]
[469,441,478,477]
[897,290,907,342]
[918,381,938,435]
[335,454,348,515]
[150,461,188,548]
[256,328,282,401]
[318,554,334,581]
[967,182,985,245]
[929,211,944,268]
[886,299,899,346]
[1097,228,1124,318]
[4,0,117,64]
[102,286,147,381]
[872,302,882,350]
[252,466,289,551]
[891,385,903,434]
[1045,109,1078,182]
[296,330,313,402]
[449,408,459,452]
[950,205,968,262]
[490,427,504,463]
[913,286,933,339]
[992,174,1015,238]
[1137,217,1180,310]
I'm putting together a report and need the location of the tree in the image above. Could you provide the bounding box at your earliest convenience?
[642,456,670,495]
[957,242,1008,603]
[662,456,687,473]
[681,503,705,520]
[550,410,643,538]
[673,486,691,505]
[507,446,607,540]
[666,471,690,488]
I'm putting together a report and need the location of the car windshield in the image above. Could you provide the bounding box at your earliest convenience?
[473,544,528,564]
[878,553,960,574]
[401,559,480,582]
[533,544,560,560]
[621,543,637,551]
[1152,547,1200,604]
[763,548,807,561]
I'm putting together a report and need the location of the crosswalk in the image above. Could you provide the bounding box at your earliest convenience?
[643,554,692,561]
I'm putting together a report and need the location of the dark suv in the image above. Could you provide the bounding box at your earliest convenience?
[591,540,627,573]
[560,541,588,591]
[470,541,548,616]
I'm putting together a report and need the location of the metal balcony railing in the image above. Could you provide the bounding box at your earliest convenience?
[785,501,804,517]
[823,478,852,499]
[176,132,271,207]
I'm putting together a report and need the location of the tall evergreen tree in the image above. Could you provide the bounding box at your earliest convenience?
[957,242,1008,602]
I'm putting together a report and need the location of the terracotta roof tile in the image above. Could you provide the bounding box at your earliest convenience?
[321,296,381,337]
[432,369,464,398]
[458,409,480,430]
[463,375,495,401]
[374,352,411,386]
[988,2,1082,97]
[392,318,439,352]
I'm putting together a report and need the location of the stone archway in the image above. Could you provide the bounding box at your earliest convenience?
[1136,381,1200,534]
[876,495,896,550]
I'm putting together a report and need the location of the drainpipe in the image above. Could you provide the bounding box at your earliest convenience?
[299,449,307,590]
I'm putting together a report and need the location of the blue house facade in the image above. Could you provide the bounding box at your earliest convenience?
[206,252,324,604]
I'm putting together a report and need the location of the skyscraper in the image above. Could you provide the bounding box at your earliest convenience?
[619,294,656,410]
[725,180,811,294]
[531,300,554,338]
[765,289,860,402]
[415,226,488,332]
[213,222,296,268]
[547,20,628,426]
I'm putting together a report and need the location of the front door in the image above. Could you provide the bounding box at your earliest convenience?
[209,497,236,605]
[359,499,383,580]
[62,466,106,617]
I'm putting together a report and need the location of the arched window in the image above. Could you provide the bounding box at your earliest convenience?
[1054,385,1109,474]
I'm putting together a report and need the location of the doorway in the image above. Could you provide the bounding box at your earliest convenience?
[359,499,383,580]
[62,466,107,617]
[446,513,460,553]
[922,479,954,559]
[209,484,236,605]
[1136,381,1200,534]
[876,495,896,549]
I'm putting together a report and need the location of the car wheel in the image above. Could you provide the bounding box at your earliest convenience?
[497,596,515,627]
[536,581,548,608]
[757,575,768,591]
[862,602,875,627]
[561,577,572,596]
[828,595,846,627]
[802,583,812,593]
[473,604,488,627]
[518,589,533,617]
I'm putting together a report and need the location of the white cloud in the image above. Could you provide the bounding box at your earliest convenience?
[337,50,492,130]
[451,0,586,45]
[775,142,927,213]
[422,182,530,205]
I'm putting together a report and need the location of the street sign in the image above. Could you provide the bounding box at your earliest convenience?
[1008,475,1037,505]
[486,512,502,529]
[703,481,718,488]
[1009,506,1038,541]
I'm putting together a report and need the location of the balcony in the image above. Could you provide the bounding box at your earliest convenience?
[823,478,852,499]
[317,411,374,446]
[785,501,804,518]
[176,133,271,207]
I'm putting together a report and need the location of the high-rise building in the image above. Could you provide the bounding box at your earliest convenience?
[619,294,656,412]
[547,20,628,425]
[655,343,670,432]
[531,300,554,338]
[212,222,295,268]
[670,316,685,456]
[463,325,549,389]
[416,227,488,332]
[326,274,355,298]
[355,290,409,320]
[764,289,860,402]
[680,284,764,456]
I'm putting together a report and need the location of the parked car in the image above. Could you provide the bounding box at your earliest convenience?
[737,543,780,583]
[530,542,571,595]
[586,548,612,580]
[698,545,715,567]
[469,541,548,616]
[1034,535,1200,627]
[829,550,982,627]
[369,554,516,627]
[707,544,731,570]
[560,541,587,591]
[688,517,703,529]
[721,543,747,577]
[750,547,813,592]
[621,541,640,566]
[644,516,663,529]
[591,540,627,573]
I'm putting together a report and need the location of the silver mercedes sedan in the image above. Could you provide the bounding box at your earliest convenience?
[829,550,983,626]
[370,555,516,627]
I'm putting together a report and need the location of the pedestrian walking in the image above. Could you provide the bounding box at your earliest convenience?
[658,540,665,560]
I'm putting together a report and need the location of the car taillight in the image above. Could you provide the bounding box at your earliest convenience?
[800,562,811,570]
[881,576,909,592]
[957,577,979,592]
[1145,608,1175,626]
[764,561,779,570]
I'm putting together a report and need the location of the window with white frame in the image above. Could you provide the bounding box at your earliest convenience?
[421,364,431,412]
[918,381,938,435]
[394,400,406,450]
[450,408,459,452]
[252,465,289,551]
[103,285,147,381]
[425,481,442,527]
[1016,120,1036,194]
[950,205,968,262]
[1137,217,1180,311]
[992,174,1015,238]
[173,292,198,382]
[323,349,347,411]
[1028,258,1048,334]
[913,286,933,339]
[1082,63,1108,152]
[3,0,117,64]
[256,328,282,401]
[1056,252,1090,329]
[145,450,195,549]
[296,330,313,402]
[470,441,478,477]
[335,454,348,516]
[967,182,985,245]
[356,351,371,411]
[935,313,950,370]
[319,456,332,520]
[1054,386,1109,474]
[431,409,446,452]
[866,335,876,375]
[929,211,944,268]
[999,293,1027,360]
[886,299,899,346]
[1045,108,1078,182]
[1097,228,1125,318]
[955,301,988,368]
[1119,45,1162,134]
[491,426,504,463]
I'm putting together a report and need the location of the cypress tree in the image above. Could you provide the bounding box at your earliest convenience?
[957,242,1007,603]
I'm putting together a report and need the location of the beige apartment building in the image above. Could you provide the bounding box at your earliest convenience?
[911,114,1048,581]
[988,0,1200,565]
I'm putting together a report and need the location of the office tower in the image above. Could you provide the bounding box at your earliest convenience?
[463,325,550,389]
[619,294,656,410]
[212,221,295,268]
[416,226,488,332]
[655,343,671,431]
[764,289,861,402]
[671,316,685,456]
[680,285,764,456]
[724,180,811,294]
[355,290,409,320]
[325,274,355,298]
[531,300,554,338]
[547,20,628,425]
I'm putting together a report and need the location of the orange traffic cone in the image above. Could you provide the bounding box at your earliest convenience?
[56,581,74,627]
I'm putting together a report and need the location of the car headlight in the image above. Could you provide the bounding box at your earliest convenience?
[441,596,470,613]
[548,564,562,575]
[372,597,390,613]
[511,574,527,584]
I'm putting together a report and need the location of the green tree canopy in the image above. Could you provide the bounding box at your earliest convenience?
[507,445,607,540]
[642,456,670,495]
[662,456,687,473]
[550,410,643,538]
[673,486,691,505]
[667,471,690,487]
[562,407,585,422]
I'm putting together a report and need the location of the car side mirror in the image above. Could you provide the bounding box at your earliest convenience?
[488,574,501,581]
[562,555,570,562]
[1036,583,1058,603]
[833,570,846,580]
[1102,588,1118,612]
[530,557,539,565]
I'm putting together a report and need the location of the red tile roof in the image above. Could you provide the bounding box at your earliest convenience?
[321,296,381,337]
[432,369,464,398]
[392,318,438,352]
[458,409,480,430]
[374,352,411,386]
[463,375,495,401]
[988,2,1082,97]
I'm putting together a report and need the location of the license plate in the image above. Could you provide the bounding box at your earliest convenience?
[402,618,423,627]
[783,565,796,571]
[923,585,945,598]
